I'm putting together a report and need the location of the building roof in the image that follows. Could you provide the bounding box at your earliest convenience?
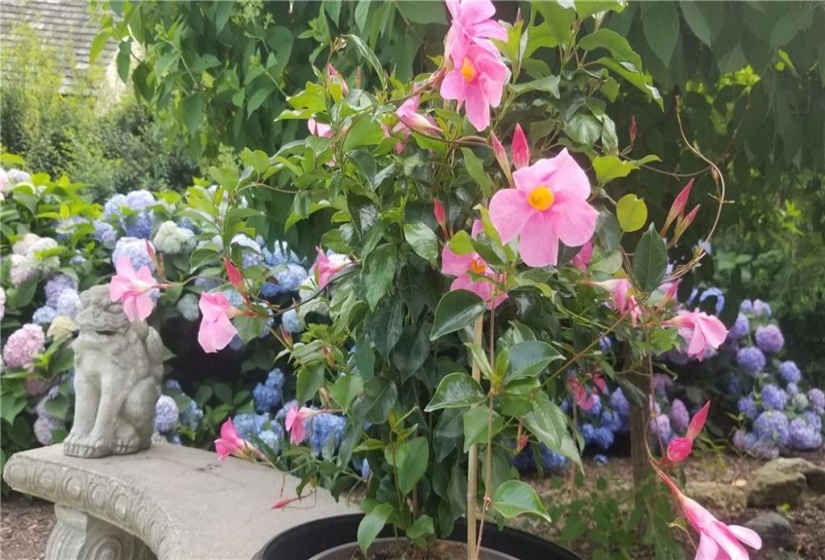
[1,0,118,93]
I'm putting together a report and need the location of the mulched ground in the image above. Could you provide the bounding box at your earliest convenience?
[1,448,823,559]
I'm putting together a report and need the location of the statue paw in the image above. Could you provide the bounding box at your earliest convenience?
[112,436,148,455]
[63,434,112,458]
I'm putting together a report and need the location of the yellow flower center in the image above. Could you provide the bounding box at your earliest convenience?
[528,186,555,211]
[469,258,487,275]
[461,58,477,83]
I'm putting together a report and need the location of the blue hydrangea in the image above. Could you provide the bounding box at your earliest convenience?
[154,395,179,433]
[751,441,780,460]
[736,346,766,376]
[359,458,371,479]
[786,383,799,397]
[753,410,789,446]
[112,237,155,271]
[253,382,282,413]
[727,375,742,396]
[732,429,756,452]
[45,275,78,307]
[669,399,690,434]
[512,448,535,472]
[257,428,282,454]
[93,221,118,248]
[276,400,298,425]
[778,361,802,384]
[281,309,303,334]
[650,414,673,444]
[737,396,759,420]
[233,413,270,440]
[69,255,86,265]
[56,290,81,319]
[802,410,822,433]
[589,394,603,418]
[698,287,725,315]
[266,368,285,390]
[194,276,222,291]
[591,427,615,450]
[581,423,596,444]
[231,234,263,268]
[33,415,65,446]
[761,384,788,411]
[103,194,129,220]
[728,314,750,341]
[221,288,244,308]
[809,388,825,414]
[752,299,772,318]
[739,299,753,314]
[787,418,820,450]
[179,399,204,431]
[125,190,156,212]
[598,336,612,355]
[276,264,309,294]
[755,325,784,354]
[652,374,672,397]
[124,212,155,239]
[594,454,608,465]
[164,379,182,391]
[308,413,346,457]
[32,305,57,325]
[610,388,630,421]
[55,217,89,242]
[262,240,300,267]
[600,410,624,433]
[539,445,567,470]
[7,169,32,185]
[229,335,244,351]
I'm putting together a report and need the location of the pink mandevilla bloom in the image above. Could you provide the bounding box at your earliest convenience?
[570,240,593,271]
[312,247,350,290]
[569,373,607,411]
[489,149,598,267]
[667,401,710,464]
[663,311,727,361]
[285,405,313,444]
[592,278,642,325]
[109,256,160,322]
[441,43,508,132]
[511,124,530,169]
[445,0,507,61]
[441,221,507,309]
[657,469,761,559]
[214,418,258,460]
[308,118,332,138]
[395,96,441,137]
[197,292,239,353]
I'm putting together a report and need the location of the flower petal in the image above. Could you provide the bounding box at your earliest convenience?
[489,189,530,243]
[695,533,720,560]
[518,212,560,267]
[553,197,599,248]
[464,84,490,131]
[726,525,762,550]
[548,149,592,200]
[440,71,466,103]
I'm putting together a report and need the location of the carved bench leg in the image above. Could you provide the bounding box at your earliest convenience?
[45,505,156,560]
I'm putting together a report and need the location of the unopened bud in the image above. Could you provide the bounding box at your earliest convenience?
[663,179,694,235]
[511,124,530,169]
[629,115,637,145]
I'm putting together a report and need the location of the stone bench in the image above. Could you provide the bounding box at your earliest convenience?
[2,442,353,559]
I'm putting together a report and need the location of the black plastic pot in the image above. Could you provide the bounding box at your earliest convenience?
[256,513,581,560]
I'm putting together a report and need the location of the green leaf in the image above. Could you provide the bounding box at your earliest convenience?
[616,194,648,233]
[247,81,276,117]
[395,1,446,24]
[0,394,27,424]
[447,230,474,256]
[523,396,566,449]
[510,76,561,98]
[343,118,384,151]
[464,342,494,381]
[358,503,393,552]
[330,374,364,412]
[364,244,397,309]
[89,31,110,64]
[592,154,660,185]
[354,339,375,379]
[425,373,485,412]
[564,113,601,147]
[297,363,325,403]
[769,5,813,50]
[392,324,430,379]
[430,290,486,340]
[463,406,503,453]
[395,437,429,493]
[533,2,575,45]
[116,39,132,82]
[405,515,435,542]
[492,480,552,523]
[182,93,204,134]
[632,224,668,292]
[371,298,404,356]
[460,148,493,195]
[345,34,388,89]
[506,341,562,382]
[642,1,679,66]
[404,221,438,265]
[575,0,625,19]
[596,57,663,109]
[356,377,398,424]
[578,29,643,70]
[679,0,712,47]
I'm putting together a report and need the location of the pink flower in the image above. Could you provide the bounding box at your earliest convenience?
[312,247,351,290]
[197,292,239,353]
[568,373,607,411]
[214,418,259,460]
[441,221,507,309]
[570,241,593,271]
[591,278,641,325]
[441,43,508,132]
[489,149,598,267]
[395,96,441,137]
[667,401,710,464]
[445,0,507,62]
[664,311,727,361]
[308,118,332,138]
[511,124,530,169]
[109,256,160,322]
[285,405,313,444]
[657,469,761,559]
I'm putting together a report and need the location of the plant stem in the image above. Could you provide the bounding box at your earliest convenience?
[467,315,484,560]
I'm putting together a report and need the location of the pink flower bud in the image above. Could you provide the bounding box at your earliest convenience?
[433,199,447,231]
[327,64,349,95]
[491,132,509,171]
[224,257,245,295]
[511,124,530,169]
[663,179,694,234]
[629,115,637,144]
[673,204,700,242]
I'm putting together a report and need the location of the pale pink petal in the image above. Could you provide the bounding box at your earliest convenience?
[135,266,155,284]
[518,212,560,267]
[549,149,592,200]
[471,18,507,40]
[458,0,496,23]
[133,294,154,321]
[552,197,599,248]
[699,315,728,349]
[489,189,531,243]
[109,276,131,301]
[441,246,474,277]
[726,525,762,550]
[705,521,750,560]
[512,158,560,195]
[464,84,490,131]
[686,327,707,358]
[695,533,720,560]
[440,71,466,103]
[114,256,136,280]
[121,297,139,323]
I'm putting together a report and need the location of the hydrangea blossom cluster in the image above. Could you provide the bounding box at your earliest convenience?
[33,385,67,446]
[154,395,179,433]
[103,191,157,239]
[253,368,286,413]
[152,221,196,254]
[3,324,46,368]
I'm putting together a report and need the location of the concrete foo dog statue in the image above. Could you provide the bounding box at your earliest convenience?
[64,285,163,458]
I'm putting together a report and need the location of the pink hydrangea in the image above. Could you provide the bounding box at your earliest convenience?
[441,221,507,309]
[3,324,46,368]
[489,149,598,267]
